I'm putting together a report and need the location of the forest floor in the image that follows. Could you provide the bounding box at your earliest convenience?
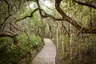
[32,38,56,64]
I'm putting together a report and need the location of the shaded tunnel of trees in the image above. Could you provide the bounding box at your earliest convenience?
[0,0,96,64]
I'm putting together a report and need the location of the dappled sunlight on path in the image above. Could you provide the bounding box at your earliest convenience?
[32,38,56,64]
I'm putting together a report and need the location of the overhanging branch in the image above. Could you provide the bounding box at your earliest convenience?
[0,0,22,27]
[55,0,96,34]
[15,8,39,23]
[55,0,82,30]
[35,0,96,34]
[0,31,18,37]
[41,10,63,21]
[73,0,96,9]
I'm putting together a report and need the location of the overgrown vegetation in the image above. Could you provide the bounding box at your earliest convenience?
[0,0,96,64]
[0,34,43,64]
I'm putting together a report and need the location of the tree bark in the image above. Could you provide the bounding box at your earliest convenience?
[56,26,59,51]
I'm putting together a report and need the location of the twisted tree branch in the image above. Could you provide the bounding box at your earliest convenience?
[73,0,96,9]
[15,8,39,23]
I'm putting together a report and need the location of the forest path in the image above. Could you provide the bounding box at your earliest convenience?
[32,38,56,64]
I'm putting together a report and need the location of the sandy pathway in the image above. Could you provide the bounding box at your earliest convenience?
[32,38,56,64]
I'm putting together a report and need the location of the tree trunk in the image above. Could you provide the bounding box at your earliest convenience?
[70,34,73,60]
[62,41,64,56]
[56,26,59,51]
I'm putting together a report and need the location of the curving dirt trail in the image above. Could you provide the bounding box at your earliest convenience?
[32,38,56,64]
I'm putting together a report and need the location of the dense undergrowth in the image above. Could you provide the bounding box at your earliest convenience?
[56,34,96,64]
[0,33,43,64]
